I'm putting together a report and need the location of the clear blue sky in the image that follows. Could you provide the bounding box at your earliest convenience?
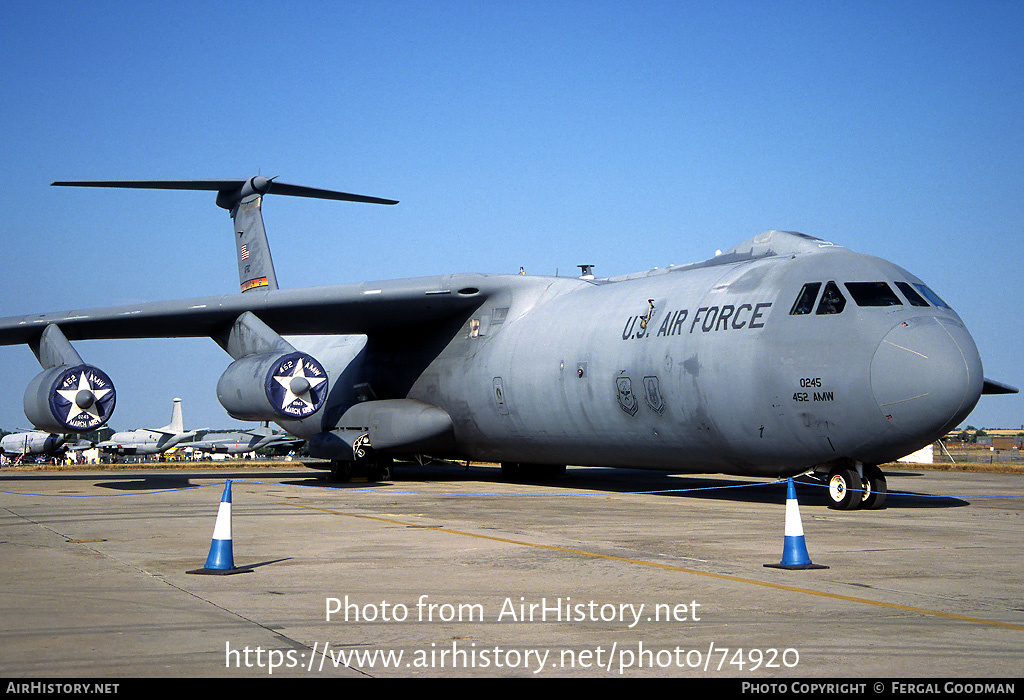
[1,0,1021,432]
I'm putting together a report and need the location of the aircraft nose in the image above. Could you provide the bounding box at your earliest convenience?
[870,316,983,438]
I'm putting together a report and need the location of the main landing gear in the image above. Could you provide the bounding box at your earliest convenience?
[822,463,886,510]
[328,456,394,482]
[500,462,567,480]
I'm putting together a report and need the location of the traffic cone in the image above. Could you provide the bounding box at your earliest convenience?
[188,480,252,575]
[764,478,828,570]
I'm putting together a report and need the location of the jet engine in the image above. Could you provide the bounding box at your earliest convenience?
[22,325,116,434]
[217,350,329,421]
[24,363,116,433]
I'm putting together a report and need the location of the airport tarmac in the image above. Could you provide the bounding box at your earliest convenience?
[1,462,1021,679]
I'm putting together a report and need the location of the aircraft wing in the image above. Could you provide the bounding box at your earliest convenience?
[0,274,493,345]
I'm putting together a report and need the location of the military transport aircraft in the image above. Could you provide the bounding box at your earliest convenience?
[94,398,195,456]
[189,422,303,456]
[0,430,89,461]
[0,177,1015,509]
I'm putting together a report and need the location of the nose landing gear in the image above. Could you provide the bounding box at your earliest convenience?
[824,463,887,510]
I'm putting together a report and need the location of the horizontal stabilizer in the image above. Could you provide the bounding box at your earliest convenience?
[52,176,397,294]
[52,178,398,208]
[982,378,1019,395]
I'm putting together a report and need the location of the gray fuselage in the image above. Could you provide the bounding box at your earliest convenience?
[393,243,981,477]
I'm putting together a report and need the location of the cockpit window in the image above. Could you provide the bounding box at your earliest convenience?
[844,282,903,307]
[895,282,930,307]
[912,283,951,309]
[789,282,821,315]
[816,281,846,315]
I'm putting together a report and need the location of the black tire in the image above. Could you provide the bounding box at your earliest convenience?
[500,462,522,479]
[367,457,395,482]
[533,463,566,479]
[329,460,352,482]
[501,462,565,480]
[860,464,887,510]
[827,466,862,510]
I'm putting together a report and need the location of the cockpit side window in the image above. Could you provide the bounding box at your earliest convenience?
[845,282,903,306]
[895,282,930,307]
[789,282,821,315]
[816,281,846,315]
[912,283,951,309]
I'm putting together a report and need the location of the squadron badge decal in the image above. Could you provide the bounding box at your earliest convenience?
[49,365,116,431]
[615,375,639,416]
[265,352,328,418]
[643,376,665,414]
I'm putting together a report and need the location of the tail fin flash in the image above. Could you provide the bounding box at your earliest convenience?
[231,190,278,293]
[51,177,397,294]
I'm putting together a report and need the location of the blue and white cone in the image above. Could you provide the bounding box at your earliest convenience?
[764,478,828,570]
[188,480,252,575]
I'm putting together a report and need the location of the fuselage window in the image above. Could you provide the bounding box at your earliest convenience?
[912,283,951,309]
[816,281,846,315]
[789,282,821,315]
[895,281,930,307]
[844,282,903,307]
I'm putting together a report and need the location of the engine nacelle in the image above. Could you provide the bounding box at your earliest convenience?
[24,364,116,433]
[217,351,329,421]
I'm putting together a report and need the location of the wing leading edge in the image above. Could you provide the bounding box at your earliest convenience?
[0,274,494,346]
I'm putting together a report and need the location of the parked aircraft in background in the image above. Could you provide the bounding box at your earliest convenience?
[189,422,303,455]
[94,398,195,456]
[0,177,1015,509]
[0,430,90,460]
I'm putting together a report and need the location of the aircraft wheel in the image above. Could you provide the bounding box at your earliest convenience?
[827,466,862,510]
[533,464,566,479]
[860,464,887,510]
[366,457,394,482]
[501,462,565,480]
[329,460,352,482]
[500,462,522,479]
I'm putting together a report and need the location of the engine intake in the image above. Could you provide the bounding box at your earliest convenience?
[217,351,328,421]
[24,364,116,433]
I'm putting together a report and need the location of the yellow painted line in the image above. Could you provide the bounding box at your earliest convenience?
[283,502,1024,632]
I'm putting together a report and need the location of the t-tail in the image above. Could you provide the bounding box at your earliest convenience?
[227,179,279,292]
[51,177,397,293]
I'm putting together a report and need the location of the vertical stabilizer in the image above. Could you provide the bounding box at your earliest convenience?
[231,193,279,293]
[214,176,281,294]
[51,177,397,295]
[162,398,184,433]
